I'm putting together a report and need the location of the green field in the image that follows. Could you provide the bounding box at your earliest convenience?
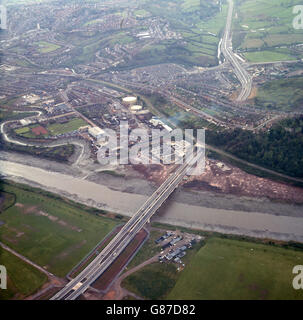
[15,127,30,135]
[0,110,35,122]
[233,0,303,62]
[0,192,15,212]
[15,118,87,138]
[45,118,87,136]
[0,182,119,277]
[1,142,75,163]
[35,41,61,54]
[125,230,164,270]
[122,237,303,300]
[0,247,47,300]
[122,263,179,300]
[84,18,105,26]
[122,237,204,299]
[46,118,87,136]
[41,0,228,68]
[168,238,303,300]
[105,0,226,69]
[255,77,303,111]
[134,9,151,18]
[141,0,226,66]
[243,50,297,63]
[109,32,134,46]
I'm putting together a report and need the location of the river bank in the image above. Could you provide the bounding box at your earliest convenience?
[1,157,303,243]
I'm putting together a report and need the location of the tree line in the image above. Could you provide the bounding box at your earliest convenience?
[205,116,303,178]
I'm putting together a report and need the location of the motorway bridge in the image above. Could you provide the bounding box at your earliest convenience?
[51,152,203,300]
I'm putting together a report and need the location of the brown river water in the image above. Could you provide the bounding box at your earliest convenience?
[1,159,303,242]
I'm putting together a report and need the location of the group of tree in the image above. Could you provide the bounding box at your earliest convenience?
[206,116,303,178]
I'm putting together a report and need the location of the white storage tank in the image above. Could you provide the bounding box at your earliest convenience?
[122,96,137,105]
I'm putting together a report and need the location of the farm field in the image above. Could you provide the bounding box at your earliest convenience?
[134,9,151,18]
[0,247,47,300]
[167,238,303,300]
[255,76,303,111]
[121,237,204,299]
[35,41,61,54]
[0,191,15,212]
[0,182,120,277]
[122,262,179,300]
[122,236,303,300]
[39,0,229,69]
[109,0,227,69]
[125,230,164,270]
[84,18,105,26]
[233,0,303,62]
[243,50,298,63]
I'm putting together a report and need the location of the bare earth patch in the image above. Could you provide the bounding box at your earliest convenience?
[184,159,303,204]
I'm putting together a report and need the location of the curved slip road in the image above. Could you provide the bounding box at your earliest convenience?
[221,0,252,101]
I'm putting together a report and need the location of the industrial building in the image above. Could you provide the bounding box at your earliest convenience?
[170,236,183,246]
[165,245,187,261]
[88,126,105,140]
[149,117,173,132]
[155,231,174,244]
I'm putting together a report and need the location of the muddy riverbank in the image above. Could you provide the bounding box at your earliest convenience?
[1,157,303,243]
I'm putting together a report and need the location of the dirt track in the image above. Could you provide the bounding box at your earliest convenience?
[103,255,158,300]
